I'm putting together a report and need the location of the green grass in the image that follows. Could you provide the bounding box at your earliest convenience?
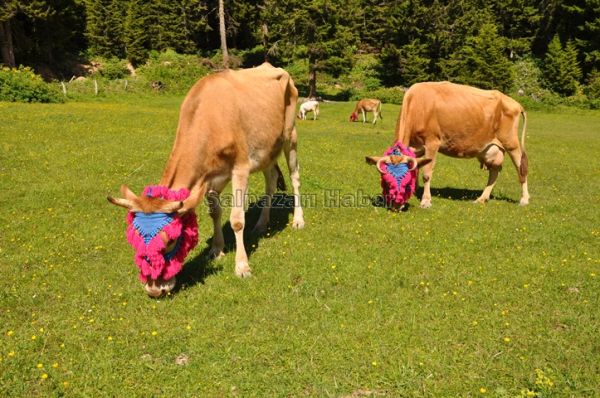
[0,98,599,397]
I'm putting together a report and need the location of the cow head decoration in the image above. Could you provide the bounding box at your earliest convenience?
[366,142,431,210]
[108,184,203,297]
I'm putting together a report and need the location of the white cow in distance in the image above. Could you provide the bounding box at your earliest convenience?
[297,100,319,120]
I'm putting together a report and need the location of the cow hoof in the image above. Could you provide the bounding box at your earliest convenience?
[235,262,252,278]
[420,201,432,209]
[292,218,305,229]
[519,198,529,206]
[209,247,225,260]
[474,198,488,204]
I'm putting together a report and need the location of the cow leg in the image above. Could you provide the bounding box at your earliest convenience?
[476,167,501,204]
[476,144,504,204]
[420,143,439,208]
[507,147,530,206]
[284,127,305,229]
[230,168,251,277]
[253,165,278,234]
[361,109,366,123]
[206,190,225,259]
[372,110,378,125]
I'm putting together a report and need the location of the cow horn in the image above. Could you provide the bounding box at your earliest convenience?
[178,183,206,214]
[107,196,135,210]
[107,184,140,210]
[375,156,391,173]
[406,156,418,171]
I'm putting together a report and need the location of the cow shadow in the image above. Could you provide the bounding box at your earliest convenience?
[172,193,294,293]
[417,186,518,204]
[370,187,517,211]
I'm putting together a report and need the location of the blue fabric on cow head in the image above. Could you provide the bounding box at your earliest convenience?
[385,161,410,189]
[132,212,174,245]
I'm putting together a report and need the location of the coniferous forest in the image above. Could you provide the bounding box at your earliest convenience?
[1,0,599,103]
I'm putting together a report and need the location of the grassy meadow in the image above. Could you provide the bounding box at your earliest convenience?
[0,97,599,397]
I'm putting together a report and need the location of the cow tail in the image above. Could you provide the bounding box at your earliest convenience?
[519,110,528,182]
[275,162,287,191]
[379,101,383,120]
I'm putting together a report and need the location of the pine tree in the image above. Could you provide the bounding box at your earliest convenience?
[123,0,150,66]
[261,0,360,97]
[0,1,18,67]
[542,35,582,95]
[378,40,431,87]
[555,0,600,76]
[442,23,514,91]
[491,0,541,58]
[84,0,126,59]
[1,0,86,72]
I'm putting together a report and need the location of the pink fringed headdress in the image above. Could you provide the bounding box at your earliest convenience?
[379,142,418,207]
[125,185,198,282]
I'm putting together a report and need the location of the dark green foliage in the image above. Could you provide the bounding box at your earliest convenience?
[442,23,514,91]
[553,0,600,75]
[87,0,209,65]
[123,0,151,66]
[491,0,541,58]
[378,42,431,87]
[584,70,600,99]
[542,35,582,96]
[260,0,360,96]
[0,66,62,102]
[1,0,599,103]
[0,0,86,75]
[84,0,126,59]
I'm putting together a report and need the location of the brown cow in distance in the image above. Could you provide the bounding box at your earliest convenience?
[108,63,305,297]
[350,98,382,124]
[367,81,529,208]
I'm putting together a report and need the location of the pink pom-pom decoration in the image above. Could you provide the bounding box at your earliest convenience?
[125,186,198,282]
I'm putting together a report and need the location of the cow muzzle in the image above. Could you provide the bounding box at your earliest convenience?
[144,276,176,297]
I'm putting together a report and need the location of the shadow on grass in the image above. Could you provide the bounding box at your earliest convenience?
[370,186,517,211]
[419,186,518,204]
[172,194,294,293]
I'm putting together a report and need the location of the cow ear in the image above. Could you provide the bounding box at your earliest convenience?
[107,185,143,211]
[415,157,432,169]
[365,156,382,165]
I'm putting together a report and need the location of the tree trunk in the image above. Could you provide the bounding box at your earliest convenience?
[0,19,16,68]
[308,54,317,98]
[218,0,229,69]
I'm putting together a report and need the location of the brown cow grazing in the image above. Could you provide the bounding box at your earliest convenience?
[108,63,305,297]
[366,81,529,208]
[350,98,382,124]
